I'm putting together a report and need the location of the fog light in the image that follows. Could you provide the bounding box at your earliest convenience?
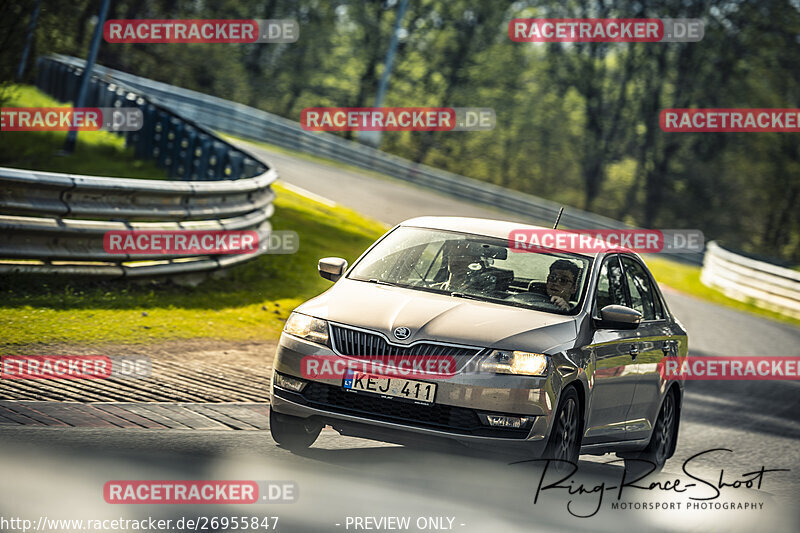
[478,413,535,429]
[274,372,307,392]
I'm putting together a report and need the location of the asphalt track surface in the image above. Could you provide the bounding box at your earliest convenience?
[1,140,799,532]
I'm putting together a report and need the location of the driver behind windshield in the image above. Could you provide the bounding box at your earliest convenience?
[433,241,492,293]
[545,259,580,311]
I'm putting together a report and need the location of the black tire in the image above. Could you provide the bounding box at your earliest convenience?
[269,409,322,451]
[624,390,677,475]
[543,388,582,469]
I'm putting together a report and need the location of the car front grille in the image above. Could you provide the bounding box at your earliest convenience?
[298,382,529,439]
[303,382,480,429]
[330,324,482,358]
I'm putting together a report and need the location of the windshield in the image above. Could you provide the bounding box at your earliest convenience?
[348,226,592,314]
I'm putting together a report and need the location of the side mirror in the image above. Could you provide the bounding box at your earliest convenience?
[318,257,348,282]
[595,304,642,330]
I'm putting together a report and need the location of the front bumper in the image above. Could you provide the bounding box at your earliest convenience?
[269,332,557,454]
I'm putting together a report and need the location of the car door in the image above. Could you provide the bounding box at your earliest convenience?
[582,254,641,444]
[618,255,677,440]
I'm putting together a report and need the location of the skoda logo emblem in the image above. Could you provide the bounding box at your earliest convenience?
[393,327,411,340]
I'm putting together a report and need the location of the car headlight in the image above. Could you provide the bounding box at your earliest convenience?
[283,312,329,345]
[480,350,549,376]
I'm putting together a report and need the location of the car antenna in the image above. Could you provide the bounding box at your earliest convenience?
[553,207,564,229]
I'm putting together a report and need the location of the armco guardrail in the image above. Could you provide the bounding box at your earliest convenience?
[701,241,800,319]
[35,57,267,181]
[0,59,278,279]
[0,166,277,277]
[46,54,704,266]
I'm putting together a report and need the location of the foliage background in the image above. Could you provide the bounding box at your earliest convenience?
[2,0,799,263]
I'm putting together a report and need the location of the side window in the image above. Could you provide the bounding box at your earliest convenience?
[594,256,627,315]
[620,257,661,320]
[651,279,665,319]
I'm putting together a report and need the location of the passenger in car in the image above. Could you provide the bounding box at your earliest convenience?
[532,259,580,311]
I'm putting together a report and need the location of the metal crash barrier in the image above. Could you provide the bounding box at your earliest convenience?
[0,59,277,278]
[701,242,800,320]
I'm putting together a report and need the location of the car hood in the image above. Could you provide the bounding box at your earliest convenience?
[296,278,578,353]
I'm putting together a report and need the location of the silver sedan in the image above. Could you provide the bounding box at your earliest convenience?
[269,217,686,471]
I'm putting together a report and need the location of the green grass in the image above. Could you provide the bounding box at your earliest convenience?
[0,182,389,346]
[0,85,165,179]
[645,256,800,328]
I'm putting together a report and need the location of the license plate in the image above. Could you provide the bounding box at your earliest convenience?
[343,371,437,404]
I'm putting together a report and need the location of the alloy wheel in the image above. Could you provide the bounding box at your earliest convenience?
[654,393,675,465]
[555,397,578,461]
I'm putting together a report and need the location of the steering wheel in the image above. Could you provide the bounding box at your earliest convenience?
[509,291,563,310]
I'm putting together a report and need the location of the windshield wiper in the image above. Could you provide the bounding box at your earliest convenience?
[449,291,486,301]
[367,278,404,287]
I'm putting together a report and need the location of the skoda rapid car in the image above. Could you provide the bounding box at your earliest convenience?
[269,217,687,470]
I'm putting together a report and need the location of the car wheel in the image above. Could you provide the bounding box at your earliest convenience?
[269,409,322,451]
[625,391,677,475]
[544,388,582,468]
